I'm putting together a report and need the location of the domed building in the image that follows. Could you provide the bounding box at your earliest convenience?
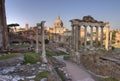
[54,16,67,42]
[54,16,63,27]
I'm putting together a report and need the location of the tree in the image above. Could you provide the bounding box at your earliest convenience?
[7,23,20,44]
[7,23,19,32]
[45,39,49,44]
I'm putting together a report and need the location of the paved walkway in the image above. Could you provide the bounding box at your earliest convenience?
[55,56,95,81]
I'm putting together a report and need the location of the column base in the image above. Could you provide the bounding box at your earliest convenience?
[35,49,39,53]
[73,52,80,64]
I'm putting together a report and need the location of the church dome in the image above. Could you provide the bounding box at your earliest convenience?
[54,16,63,27]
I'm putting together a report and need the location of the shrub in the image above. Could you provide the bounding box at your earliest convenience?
[23,52,41,64]
[46,50,67,57]
[45,39,49,44]
[34,71,52,81]
[46,50,56,57]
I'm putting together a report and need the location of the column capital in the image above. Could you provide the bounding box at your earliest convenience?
[95,26,98,28]
[83,25,87,28]
[40,21,46,27]
[71,25,74,27]
[89,25,93,28]
[100,26,104,28]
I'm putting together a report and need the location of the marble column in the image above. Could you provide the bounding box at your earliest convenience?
[84,26,87,49]
[100,26,104,47]
[41,21,48,63]
[75,25,80,64]
[70,25,74,61]
[0,21,2,48]
[75,25,79,52]
[110,31,112,47]
[95,26,98,45]
[35,25,39,53]
[78,26,81,64]
[74,25,76,51]
[78,26,81,49]
[105,22,109,51]
[90,26,93,47]
[68,36,70,48]
[71,25,74,50]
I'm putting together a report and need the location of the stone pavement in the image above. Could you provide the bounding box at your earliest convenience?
[55,56,95,81]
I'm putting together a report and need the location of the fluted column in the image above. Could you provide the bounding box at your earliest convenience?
[90,26,93,47]
[100,26,104,47]
[84,26,87,48]
[105,22,109,51]
[95,26,98,45]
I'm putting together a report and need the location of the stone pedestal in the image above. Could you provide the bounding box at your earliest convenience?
[76,52,80,64]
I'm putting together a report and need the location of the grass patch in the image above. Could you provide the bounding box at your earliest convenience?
[10,43,30,48]
[55,68,66,81]
[34,71,52,81]
[0,53,21,60]
[98,77,119,81]
[46,50,56,57]
[46,50,67,57]
[22,52,42,64]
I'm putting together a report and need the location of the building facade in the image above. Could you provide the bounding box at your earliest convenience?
[54,16,67,42]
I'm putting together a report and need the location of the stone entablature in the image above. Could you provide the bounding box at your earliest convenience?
[70,15,104,27]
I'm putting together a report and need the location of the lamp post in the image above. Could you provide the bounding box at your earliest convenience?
[40,21,48,63]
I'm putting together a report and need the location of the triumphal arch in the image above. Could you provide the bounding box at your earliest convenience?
[69,16,110,63]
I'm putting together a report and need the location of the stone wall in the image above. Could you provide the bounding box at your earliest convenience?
[80,53,120,80]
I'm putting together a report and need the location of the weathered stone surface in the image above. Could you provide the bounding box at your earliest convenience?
[80,53,120,80]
